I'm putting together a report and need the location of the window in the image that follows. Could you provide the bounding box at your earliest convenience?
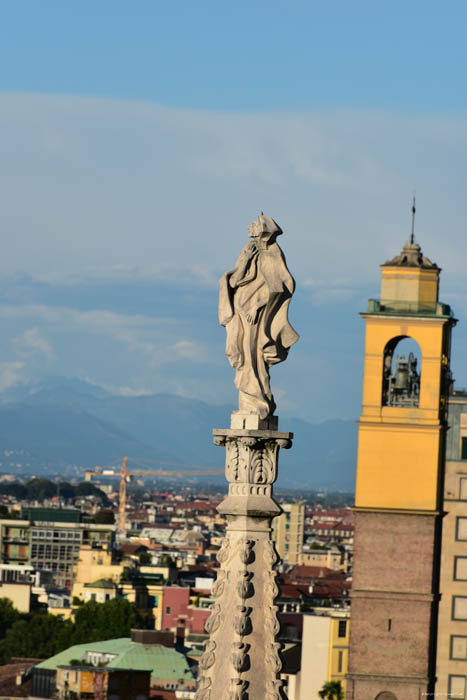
[454,558,467,581]
[456,518,467,541]
[461,478,467,500]
[338,620,347,638]
[451,636,467,661]
[452,597,467,621]
[448,675,466,699]
[166,606,171,614]
[462,438,467,461]
[337,650,343,673]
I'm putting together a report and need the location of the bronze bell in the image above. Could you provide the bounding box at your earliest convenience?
[394,356,410,391]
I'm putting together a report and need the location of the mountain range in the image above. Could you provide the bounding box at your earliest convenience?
[0,377,357,490]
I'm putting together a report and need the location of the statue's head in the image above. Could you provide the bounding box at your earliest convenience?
[248,213,282,250]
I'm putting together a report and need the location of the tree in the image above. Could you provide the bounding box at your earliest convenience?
[26,478,57,501]
[94,509,115,524]
[318,681,344,700]
[0,614,73,662]
[74,482,109,504]
[139,552,151,565]
[0,599,153,663]
[57,482,75,500]
[71,599,153,644]
[0,598,20,636]
[0,483,27,500]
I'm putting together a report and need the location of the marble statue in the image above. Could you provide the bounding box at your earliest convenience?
[219,214,299,420]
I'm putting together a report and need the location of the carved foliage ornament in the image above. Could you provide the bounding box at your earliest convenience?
[199,641,216,671]
[223,437,287,486]
[229,678,248,700]
[216,536,230,564]
[211,570,226,598]
[194,676,212,700]
[231,642,250,673]
[234,605,252,636]
[205,603,222,634]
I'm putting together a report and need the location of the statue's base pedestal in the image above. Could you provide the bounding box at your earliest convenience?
[195,421,293,700]
[230,412,278,431]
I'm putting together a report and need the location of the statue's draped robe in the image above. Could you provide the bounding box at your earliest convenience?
[219,241,299,419]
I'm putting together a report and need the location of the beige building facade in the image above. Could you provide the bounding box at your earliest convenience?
[295,611,349,699]
[272,502,304,565]
[0,508,114,589]
[437,392,467,697]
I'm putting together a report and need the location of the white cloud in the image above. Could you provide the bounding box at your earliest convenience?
[0,93,466,301]
[171,340,206,361]
[12,327,55,361]
[80,376,152,397]
[0,302,213,372]
[0,362,26,392]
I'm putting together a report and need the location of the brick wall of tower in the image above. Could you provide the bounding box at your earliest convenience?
[347,510,439,699]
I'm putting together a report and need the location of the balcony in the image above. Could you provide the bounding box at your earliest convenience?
[366,299,453,317]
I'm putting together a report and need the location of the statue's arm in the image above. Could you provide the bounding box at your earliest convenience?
[229,242,258,288]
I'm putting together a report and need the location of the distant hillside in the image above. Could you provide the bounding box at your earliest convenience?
[0,378,357,489]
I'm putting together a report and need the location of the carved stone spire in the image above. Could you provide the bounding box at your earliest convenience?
[195,428,292,700]
[196,217,298,700]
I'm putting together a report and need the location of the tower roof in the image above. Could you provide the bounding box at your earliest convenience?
[381,241,440,271]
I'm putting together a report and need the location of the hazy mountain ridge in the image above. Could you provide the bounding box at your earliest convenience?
[0,378,357,489]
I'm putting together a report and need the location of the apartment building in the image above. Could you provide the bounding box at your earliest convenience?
[0,508,114,589]
[437,391,467,697]
[272,502,305,565]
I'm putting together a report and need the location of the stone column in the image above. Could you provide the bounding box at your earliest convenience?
[195,417,292,700]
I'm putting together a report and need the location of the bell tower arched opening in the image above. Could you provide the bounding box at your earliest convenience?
[382,336,421,407]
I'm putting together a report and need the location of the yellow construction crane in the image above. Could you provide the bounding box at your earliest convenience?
[84,456,223,536]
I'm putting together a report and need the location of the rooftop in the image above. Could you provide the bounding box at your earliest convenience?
[381,241,439,270]
[37,638,193,682]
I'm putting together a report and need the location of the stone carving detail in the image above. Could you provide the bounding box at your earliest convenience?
[231,642,250,673]
[225,439,241,481]
[216,536,230,564]
[266,642,282,674]
[264,605,281,636]
[265,679,284,700]
[229,678,249,700]
[211,570,226,598]
[250,443,276,484]
[236,571,254,600]
[219,213,299,420]
[239,539,255,565]
[264,540,279,568]
[205,603,222,634]
[223,437,284,485]
[194,676,212,700]
[265,576,279,600]
[233,605,252,636]
[199,641,217,671]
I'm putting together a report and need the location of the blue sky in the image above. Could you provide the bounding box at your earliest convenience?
[0,2,466,422]
[2,1,467,111]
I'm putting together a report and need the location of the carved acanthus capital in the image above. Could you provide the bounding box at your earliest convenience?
[213,429,293,489]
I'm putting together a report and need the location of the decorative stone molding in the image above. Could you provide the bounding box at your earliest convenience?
[195,426,292,700]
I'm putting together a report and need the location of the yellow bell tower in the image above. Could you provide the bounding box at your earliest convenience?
[347,230,456,699]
